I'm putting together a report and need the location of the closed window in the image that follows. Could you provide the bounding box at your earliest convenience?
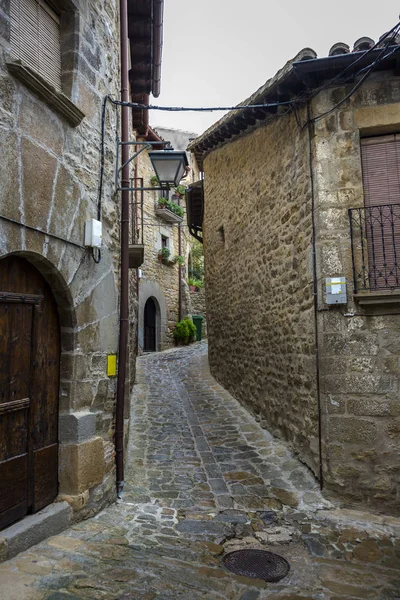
[361,135,400,288]
[10,0,62,92]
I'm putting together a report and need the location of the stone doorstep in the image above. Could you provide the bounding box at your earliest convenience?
[0,501,72,563]
[315,508,400,537]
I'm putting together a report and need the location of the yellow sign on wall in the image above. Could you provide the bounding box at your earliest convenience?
[107,355,117,377]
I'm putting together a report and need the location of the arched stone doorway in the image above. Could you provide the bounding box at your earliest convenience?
[138,281,167,353]
[0,256,60,529]
[144,297,157,352]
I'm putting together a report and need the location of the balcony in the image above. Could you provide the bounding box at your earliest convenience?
[129,177,144,268]
[155,198,184,224]
[349,203,400,296]
[186,180,204,243]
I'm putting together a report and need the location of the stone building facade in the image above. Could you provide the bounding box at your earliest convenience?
[0,0,162,546]
[189,38,400,515]
[136,128,200,353]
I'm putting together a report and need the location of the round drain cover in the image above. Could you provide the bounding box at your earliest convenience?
[222,549,290,582]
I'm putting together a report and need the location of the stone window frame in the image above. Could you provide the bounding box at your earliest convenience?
[5,0,84,127]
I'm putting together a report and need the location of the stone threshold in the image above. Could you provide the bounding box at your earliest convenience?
[0,501,72,563]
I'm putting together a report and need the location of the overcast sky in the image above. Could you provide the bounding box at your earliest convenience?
[152,0,400,137]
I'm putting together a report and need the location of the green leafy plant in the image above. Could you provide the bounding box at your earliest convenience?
[157,198,184,218]
[150,175,159,186]
[184,317,197,341]
[158,247,170,261]
[188,239,204,283]
[173,319,190,344]
[175,185,186,197]
[158,197,168,208]
[169,201,184,217]
[188,277,204,290]
[173,255,185,265]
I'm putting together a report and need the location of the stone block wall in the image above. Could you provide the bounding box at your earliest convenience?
[0,0,133,520]
[203,108,320,476]
[202,73,400,514]
[311,75,400,513]
[190,287,207,337]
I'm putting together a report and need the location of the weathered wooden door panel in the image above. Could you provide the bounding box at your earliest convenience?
[0,256,60,529]
[33,443,58,512]
[30,295,60,511]
[0,301,33,529]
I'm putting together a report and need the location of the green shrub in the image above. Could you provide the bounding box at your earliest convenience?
[184,318,197,341]
[151,175,159,186]
[173,320,190,343]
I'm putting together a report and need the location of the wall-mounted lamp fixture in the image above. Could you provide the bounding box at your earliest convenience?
[148,150,188,187]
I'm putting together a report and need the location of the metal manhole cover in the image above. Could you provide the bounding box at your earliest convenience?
[222,549,290,582]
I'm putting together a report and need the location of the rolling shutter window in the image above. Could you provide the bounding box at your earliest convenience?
[10,0,62,92]
[361,135,400,289]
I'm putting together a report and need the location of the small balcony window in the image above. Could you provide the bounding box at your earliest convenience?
[349,134,400,293]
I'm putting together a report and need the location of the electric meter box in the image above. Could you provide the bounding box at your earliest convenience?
[85,219,102,248]
[326,277,347,305]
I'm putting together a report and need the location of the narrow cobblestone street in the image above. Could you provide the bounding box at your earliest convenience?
[1,342,399,599]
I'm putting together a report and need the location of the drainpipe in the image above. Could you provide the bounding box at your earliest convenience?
[134,160,140,356]
[115,0,130,499]
[152,0,163,98]
[178,223,182,321]
[307,101,324,490]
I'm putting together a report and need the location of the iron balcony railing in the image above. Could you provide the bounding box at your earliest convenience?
[130,176,144,246]
[349,203,400,292]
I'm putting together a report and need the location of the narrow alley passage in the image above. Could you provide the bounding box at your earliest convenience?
[1,343,399,599]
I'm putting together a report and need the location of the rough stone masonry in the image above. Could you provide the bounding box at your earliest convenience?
[193,58,400,514]
[0,0,137,527]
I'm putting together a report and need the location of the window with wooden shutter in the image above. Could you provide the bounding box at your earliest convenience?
[361,135,400,289]
[10,0,62,92]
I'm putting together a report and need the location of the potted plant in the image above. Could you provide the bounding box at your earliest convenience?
[175,185,186,198]
[150,175,159,186]
[158,197,169,209]
[158,247,170,263]
[188,277,197,292]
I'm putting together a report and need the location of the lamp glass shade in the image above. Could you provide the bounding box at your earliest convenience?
[148,151,188,186]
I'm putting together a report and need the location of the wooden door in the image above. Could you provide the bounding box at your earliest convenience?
[144,298,156,352]
[0,256,60,529]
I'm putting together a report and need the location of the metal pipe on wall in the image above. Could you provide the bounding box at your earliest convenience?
[307,101,324,490]
[115,0,130,498]
[178,223,182,321]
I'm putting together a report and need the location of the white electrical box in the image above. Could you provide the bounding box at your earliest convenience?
[138,269,143,278]
[326,277,347,305]
[85,219,102,248]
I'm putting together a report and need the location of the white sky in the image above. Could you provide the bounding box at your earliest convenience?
[152,0,400,137]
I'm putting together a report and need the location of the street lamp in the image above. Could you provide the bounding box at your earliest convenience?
[148,150,188,187]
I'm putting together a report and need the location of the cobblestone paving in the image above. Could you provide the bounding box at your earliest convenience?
[1,342,399,599]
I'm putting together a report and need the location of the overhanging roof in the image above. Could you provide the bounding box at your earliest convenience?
[128,0,163,98]
[188,44,400,170]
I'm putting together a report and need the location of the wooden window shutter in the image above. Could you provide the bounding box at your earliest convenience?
[361,135,400,288]
[10,0,62,92]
